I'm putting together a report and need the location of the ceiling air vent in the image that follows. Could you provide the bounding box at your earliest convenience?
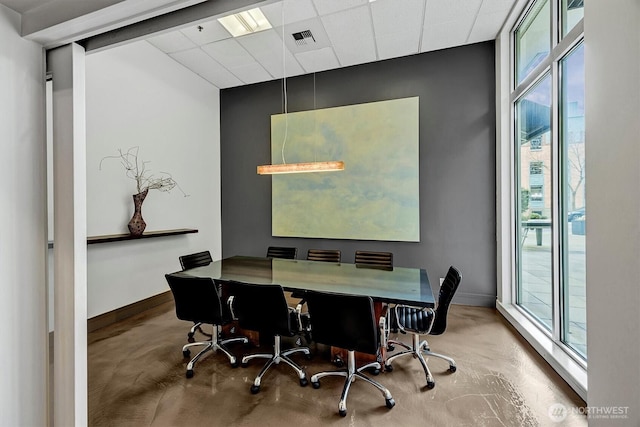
[291,30,316,46]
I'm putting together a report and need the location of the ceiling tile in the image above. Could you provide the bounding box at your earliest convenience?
[312,0,368,16]
[237,29,304,79]
[468,11,508,42]
[295,46,340,73]
[477,0,516,14]
[146,32,196,53]
[420,16,475,52]
[180,18,231,46]
[467,0,515,43]
[231,63,274,85]
[170,48,242,88]
[201,38,256,69]
[424,0,482,23]
[261,0,318,27]
[371,0,425,60]
[321,5,377,67]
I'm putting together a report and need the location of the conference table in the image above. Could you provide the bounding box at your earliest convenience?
[178,255,435,364]
[178,255,435,308]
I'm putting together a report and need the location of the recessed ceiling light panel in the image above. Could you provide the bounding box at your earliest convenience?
[218,8,273,37]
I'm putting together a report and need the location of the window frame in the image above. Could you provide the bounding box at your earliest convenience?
[510,0,585,365]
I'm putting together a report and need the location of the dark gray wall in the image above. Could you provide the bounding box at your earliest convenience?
[220,42,496,307]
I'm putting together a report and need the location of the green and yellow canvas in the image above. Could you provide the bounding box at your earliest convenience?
[271,96,419,242]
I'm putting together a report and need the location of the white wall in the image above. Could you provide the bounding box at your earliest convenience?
[85,40,221,317]
[0,4,48,426]
[585,1,640,424]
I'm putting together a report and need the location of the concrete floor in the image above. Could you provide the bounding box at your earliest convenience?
[88,302,587,426]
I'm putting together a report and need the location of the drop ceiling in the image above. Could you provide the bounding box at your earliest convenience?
[0,0,517,89]
[147,0,516,89]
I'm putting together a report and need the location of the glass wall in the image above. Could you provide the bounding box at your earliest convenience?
[516,74,553,330]
[512,0,585,359]
[560,43,586,357]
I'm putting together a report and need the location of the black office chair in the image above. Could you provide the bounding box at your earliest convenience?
[385,266,461,388]
[355,250,393,270]
[226,281,311,394]
[165,273,248,378]
[305,290,395,417]
[307,249,341,263]
[266,246,298,259]
[178,250,214,342]
[179,250,213,270]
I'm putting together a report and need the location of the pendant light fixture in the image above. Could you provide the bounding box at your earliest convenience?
[257,1,345,175]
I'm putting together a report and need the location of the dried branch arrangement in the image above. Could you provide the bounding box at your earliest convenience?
[99,146,187,196]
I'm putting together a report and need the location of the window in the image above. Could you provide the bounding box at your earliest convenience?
[512,0,585,359]
[561,43,585,358]
[562,0,584,37]
[529,161,543,175]
[515,0,550,84]
[530,137,542,151]
[516,74,553,329]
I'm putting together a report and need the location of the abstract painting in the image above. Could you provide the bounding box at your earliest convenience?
[271,96,419,241]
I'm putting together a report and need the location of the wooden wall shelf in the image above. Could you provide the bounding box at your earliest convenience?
[87,228,198,244]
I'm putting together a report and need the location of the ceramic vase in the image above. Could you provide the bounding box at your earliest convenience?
[128,188,148,236]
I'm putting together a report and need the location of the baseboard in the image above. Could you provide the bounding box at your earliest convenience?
[453,292,497,308]
[87,291,173,333]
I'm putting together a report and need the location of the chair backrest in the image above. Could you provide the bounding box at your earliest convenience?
[179,250,213,270]
[266,246,298,259]
[354,250,393,270]
[307,249,341,263]
[165,273,224,325]
[304,290,379,355]
[226,281,293,336]
[430,266,462,335]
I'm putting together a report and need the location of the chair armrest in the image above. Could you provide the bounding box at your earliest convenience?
[379,314,388,349]
[227,295,237,320]
[294,299,309,332]
[394,304,436,334]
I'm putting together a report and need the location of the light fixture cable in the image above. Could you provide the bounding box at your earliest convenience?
[281,1,289,165]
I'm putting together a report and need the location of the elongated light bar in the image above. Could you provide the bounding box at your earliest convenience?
[257,161,345,175]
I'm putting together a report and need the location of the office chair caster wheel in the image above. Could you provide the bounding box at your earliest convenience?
[230,361,239,368]
[183,349,191,358]
[250,385,260,394]
[339,409,347,417]
[311,381,320,389]
[241,362,249,368]
[385,398,395,409]
[449,365,457,373]
[333,356,344,367]
[426,380,435,389]
[186,369,194,379]
[305,353,313,360]
[300,378,308,387]
[370,368,381,376]
[384,364,393,372]
[387,344,395,352]
[187,334,195,343]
